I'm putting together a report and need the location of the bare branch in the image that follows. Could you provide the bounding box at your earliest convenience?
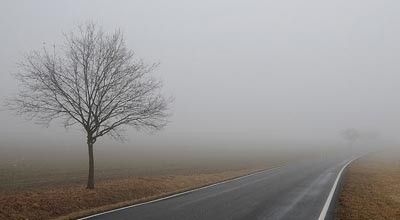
[7,22,171,143]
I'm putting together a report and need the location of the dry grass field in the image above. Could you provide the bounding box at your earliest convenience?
[0,148,296,220]
[0,145,319,220]
[0,168,263,220]
[337,151,400,220]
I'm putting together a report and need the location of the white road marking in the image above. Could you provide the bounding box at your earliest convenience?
[318,157,359,220]
[78,166,284,219]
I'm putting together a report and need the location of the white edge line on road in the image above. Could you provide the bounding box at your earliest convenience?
[78,165,284,219]
[318,157,360,220]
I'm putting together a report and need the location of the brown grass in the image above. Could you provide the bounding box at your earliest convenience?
[0,168,265,220]
[336,151,400,220]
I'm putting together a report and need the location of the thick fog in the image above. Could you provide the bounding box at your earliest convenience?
[1,0,399,155]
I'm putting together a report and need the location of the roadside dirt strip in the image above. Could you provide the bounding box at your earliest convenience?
[336,151,400,220]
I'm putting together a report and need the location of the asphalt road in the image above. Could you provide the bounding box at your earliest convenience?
[84,157,350,220]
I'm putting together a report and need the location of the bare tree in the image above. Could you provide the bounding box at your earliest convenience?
[6,23,170,189]
[341,128,360,153]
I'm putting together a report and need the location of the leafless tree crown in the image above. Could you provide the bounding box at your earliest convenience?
[8,23,170,142]
[341,128,360,143]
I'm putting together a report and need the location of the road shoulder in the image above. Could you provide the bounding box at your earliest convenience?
[336,151,400,220]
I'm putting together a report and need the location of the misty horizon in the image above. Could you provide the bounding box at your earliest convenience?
[1,0,399,152]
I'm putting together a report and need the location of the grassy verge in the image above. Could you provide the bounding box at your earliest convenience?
[336,151,400,220]
[0,167,268,220]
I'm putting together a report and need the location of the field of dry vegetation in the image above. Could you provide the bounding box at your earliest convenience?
[0,146,318,220]
[0,168,263,220]
[337,151,400,220]
[0,148,292,220]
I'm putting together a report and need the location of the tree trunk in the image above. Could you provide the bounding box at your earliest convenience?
[87,140,95,189]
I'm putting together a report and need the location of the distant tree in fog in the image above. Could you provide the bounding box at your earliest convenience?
[6,23,171,189]
[341,128,360,151]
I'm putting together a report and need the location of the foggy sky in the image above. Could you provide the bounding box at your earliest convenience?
[1,0,399,151]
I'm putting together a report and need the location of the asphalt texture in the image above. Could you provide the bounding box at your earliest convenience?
[86,157,349,220]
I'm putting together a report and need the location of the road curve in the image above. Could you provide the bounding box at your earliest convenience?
[82,157,350,220]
